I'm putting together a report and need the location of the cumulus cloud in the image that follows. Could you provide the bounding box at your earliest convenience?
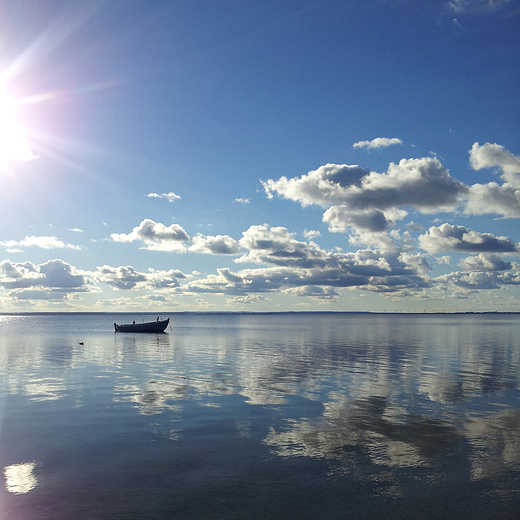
[96,265,147,290]
[283,285,340,301]
[111,219,189,252]
[323,206,409,233]
[419,224,518,254]
[263,145,520,234]
[148,192,181,202]
[263,158,468,240]
[349,158,467,212]
[464,142,520,217]
[235,197,250,204]
[459,253,512,272]
[436,271,520,291]
[469,142,520,187]
[465,182,520,217]
[182,224,432,298]
[0,259,87,298]
[263,164,370,207]
[189,234,241,255]
[0,236,81,250]
[95,265,186,290]
[237,224,332,268]
[353,137,403,149]
[303,229,321,239]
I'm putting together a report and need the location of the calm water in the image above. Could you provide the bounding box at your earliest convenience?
[0,313,519,520]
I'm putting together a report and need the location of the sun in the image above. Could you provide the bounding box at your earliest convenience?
[0,88,38,167]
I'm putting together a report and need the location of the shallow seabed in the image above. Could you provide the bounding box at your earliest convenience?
[0,313,519,519]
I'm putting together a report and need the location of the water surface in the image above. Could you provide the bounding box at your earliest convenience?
[1,313,519,519]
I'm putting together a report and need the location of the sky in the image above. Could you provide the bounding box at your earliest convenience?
[0,0,519,313]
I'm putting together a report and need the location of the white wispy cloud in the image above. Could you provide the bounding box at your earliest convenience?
[0,236,81,250]
[353,137,403,150]
[446,0,512,14]
[147,192,181,202]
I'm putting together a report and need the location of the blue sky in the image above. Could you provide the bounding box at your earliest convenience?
[0,0,519,312]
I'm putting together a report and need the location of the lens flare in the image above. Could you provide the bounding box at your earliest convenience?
[0,88,38,166]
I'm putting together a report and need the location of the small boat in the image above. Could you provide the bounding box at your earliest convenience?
[114,318,170,333]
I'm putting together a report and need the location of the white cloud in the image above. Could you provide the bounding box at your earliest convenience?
[436,271,520,291]
[147,192,181,202]
[183,225,433,298]
[353,137,403,150]
[464,143,520,217]
[459,253,512,272]
[303,229,321,239]
[225,294,266,305]
[0,236,81,250]
[436,256,451,266]
[189,234,241,255]
[323,206,409,233]
[419,224,518,254]
[95,265,185,290]
[263,164,370,207]
[235,197,250,204]
[263,145,520,240]
[237,224,332,268]
[283,285,340,301]
[111,219,190,252]
[446,0,512,14]
[263,158,468,240]
[0,259,87,296]
[469,142,520,188]
[465,182,520,217]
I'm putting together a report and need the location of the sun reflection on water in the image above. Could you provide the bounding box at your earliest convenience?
[4,462,38,494]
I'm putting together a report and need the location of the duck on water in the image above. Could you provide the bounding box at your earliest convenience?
[114,317,170,333]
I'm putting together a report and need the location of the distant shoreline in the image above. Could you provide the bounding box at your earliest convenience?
[1,311,519,316]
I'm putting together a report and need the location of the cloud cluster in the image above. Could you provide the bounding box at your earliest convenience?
[0,259,87,300]
[183,224,433,299]
[2,141,519,309]
[263,143,520,240]
[95,265,186,290]
[263,157,468,236]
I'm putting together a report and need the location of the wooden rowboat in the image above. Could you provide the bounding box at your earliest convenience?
[114,318,170,333]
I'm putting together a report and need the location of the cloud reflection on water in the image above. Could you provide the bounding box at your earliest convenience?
[1,313,519,506]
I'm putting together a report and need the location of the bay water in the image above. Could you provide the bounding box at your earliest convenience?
[0,313,519,519]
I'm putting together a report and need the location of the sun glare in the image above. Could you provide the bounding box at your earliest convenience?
[0,88,38,167]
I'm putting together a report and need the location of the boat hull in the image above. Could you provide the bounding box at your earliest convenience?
[114,318,170,333]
